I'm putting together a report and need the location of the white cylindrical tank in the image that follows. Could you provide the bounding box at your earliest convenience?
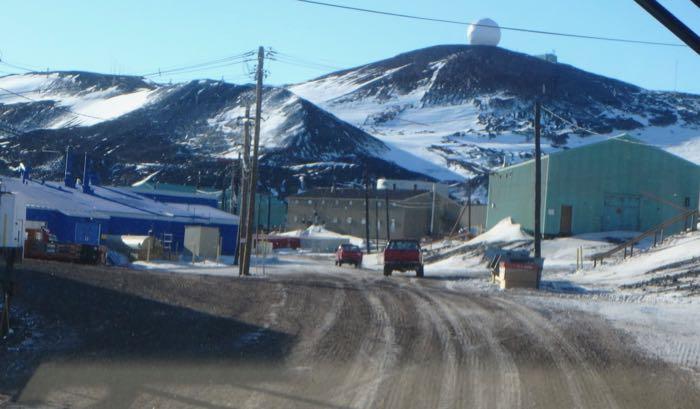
[467,18,501,46]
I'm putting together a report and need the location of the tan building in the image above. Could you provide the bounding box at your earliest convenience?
[286,188,462,240]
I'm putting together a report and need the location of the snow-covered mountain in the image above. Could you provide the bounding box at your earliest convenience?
[0,71,433,190]
[290,45,700,185]
[2,45,699,196]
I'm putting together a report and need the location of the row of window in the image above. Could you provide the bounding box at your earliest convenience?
[292,198,392,207]
[292,215,397,229]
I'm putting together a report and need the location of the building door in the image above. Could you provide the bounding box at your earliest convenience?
[559,205,573,235]
[75,222,101,245]
[603,194,640,231]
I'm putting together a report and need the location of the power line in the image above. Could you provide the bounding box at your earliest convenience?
[268,51,345,71]
[144,59,255,78]
[297,0,688,48]
[0,60,34,72]
[0,86,106,122]
[541,105,601,135]
[141,51,256,77]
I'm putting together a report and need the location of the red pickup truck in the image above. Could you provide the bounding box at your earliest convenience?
[383,239,423,277]
[335,243,363,268]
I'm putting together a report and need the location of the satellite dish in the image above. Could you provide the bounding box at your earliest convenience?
[467,18,501,46]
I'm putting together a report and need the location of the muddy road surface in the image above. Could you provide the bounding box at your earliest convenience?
[1,259,699,408]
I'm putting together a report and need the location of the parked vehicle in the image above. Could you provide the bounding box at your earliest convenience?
[383,239,423,277]
[25,227,105,264]
[335,243,363,268]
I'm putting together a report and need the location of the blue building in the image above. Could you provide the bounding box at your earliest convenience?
[3,177,239,254]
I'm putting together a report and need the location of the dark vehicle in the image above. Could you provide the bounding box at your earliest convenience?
[383,239,423,277]
[335,243,363,268]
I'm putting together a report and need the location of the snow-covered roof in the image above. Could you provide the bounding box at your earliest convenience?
[1,177,237,225]
[290,188,428,200]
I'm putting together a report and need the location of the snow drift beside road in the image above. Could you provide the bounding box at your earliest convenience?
[467,217,531,245]
[279,225,364,247]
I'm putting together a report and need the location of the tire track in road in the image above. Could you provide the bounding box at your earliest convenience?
[417,287,523,409]
[323,278,400,409]
[495,297,621,409]
[403,290,462,409]
[350,291,399,409]
[241,282,289,409]
[289,277,347,363]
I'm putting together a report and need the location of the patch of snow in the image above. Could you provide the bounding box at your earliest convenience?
[279,225,365,247]
[467,217,531,245]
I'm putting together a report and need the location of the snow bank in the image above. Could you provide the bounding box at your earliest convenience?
[542,231,643,273]
[467,217,531,245]
[279,225,364,247]
[571,230,700,287]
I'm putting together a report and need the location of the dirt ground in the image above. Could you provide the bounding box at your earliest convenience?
[1,259,699,408]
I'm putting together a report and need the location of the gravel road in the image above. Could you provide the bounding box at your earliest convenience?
[1,259,699,408]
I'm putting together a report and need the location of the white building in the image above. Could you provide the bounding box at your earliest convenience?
[376,178,449,197]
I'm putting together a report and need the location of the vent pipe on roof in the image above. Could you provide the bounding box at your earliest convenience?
[82,152,92,194]
[64,147,76,188]
[21,163,31,184]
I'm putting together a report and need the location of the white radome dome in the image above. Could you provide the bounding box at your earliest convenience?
[467,18,501,46]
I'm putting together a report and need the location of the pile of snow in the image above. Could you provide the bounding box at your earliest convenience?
[130,254,279,276]
[279,225,364,247]
[570,230,700,288]
[542,231,643,273]
[467,217,531,245]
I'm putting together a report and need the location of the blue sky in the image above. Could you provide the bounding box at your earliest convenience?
[1,0,699,92]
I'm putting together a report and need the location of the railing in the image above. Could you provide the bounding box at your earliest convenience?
[591,208,698,267]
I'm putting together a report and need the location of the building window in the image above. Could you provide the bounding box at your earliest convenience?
[347,217,352,224]
[390,218,396,231]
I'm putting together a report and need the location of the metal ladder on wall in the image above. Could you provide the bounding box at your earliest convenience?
[162,233,173,260]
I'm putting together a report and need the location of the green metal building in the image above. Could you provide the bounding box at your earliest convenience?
[486,135,700,236]
[221,188,288,231]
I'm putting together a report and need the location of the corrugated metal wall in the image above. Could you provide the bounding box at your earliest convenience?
[486,157,548,233]
[545,137,700,235]
[486,136,700,236]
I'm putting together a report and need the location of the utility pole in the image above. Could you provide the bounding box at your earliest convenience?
[364,170,371,254]
[534,101,542,262]
[375,198,379,251]
[385,189,390,242]
[429,183,437,237]
[229,160,237,213]
[241,46,265,277]
[267,194,272,232]
[467,181,472,234]
[235,107,252,269]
